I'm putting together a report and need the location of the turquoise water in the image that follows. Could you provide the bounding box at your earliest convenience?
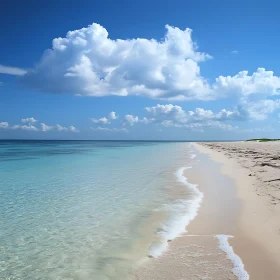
[0,141,197,280]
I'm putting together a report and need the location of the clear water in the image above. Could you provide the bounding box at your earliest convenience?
[0,141,197,280]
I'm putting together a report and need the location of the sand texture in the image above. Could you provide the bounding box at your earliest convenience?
[132,234,237,280]
[194,142,280,279]
[197,142,280,207]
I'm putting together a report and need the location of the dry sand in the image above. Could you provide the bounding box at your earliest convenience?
[133,142,280,280]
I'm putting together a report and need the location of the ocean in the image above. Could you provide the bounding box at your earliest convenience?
[0,140,200,280]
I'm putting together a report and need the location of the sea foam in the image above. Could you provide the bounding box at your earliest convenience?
[148,166,203,257]
[216,234,249,280]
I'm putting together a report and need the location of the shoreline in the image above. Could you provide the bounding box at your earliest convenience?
[134,141,280,280]
[193,142,280,279]
[133,142,246,279]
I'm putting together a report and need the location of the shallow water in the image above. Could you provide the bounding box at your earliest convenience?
[0,141,197,280]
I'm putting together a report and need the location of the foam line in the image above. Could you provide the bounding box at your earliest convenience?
[148,166,203,257]
[216,234,249,280]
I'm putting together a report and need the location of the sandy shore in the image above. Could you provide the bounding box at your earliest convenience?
[133,142,280,280]
[133,143,242,279]
[194,142,280,279]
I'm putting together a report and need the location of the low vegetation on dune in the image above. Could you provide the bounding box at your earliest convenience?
[246,138,280,142]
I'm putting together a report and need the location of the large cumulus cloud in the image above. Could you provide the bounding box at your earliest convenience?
[21,22,280,102]
[22,23,213,100]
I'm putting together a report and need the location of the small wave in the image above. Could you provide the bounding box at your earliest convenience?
[148,166,203,257]
[216,234,249,280]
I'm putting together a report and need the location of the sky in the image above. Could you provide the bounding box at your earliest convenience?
[1,0,280,140]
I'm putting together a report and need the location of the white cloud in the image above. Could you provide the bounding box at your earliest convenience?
[22,117,38,123]
[56,124,68,131]
[68,126,79,132]
[117,103,268,133]
[205,121,238,131]
[161,120,182,127]
[184,121,237,132]
[41,123,80,132]
[91,111,119,124]
[12,124,39,131]
[0,122,9,129]
[0,120,79,133]
[160,119,238,132]
[91,117,111,124]
[121,104,243,131]
[22,22,280,101]
[122,115,139,126]
[146,104,188,123]
[143,101,280,131]
[188,108,215,121]
[0,64,27,76]
[145,104,245,124]
[122,115,154,126]
[23,23,215,100]
[141,117,154,124]
[108,111,118,120]
[188,107,246,121]
[215,108,246,121]
[20,125,38,131]
[41,123,54,131]
[242,99,280,120]
[1,122,38,131]
[231,50,239,54]
[91,127,128,132]
[213,68,280,98]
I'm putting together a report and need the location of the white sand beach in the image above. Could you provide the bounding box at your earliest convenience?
[194,142,280,279]
[133,142,280,280]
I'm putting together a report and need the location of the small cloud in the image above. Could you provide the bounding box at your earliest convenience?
[22,117,38,123]
[0,122,9,129]
[91,111,119,124]
[12,124,39,131]
[231,50,239,55]
[41,123,54,131]
[108,111,118,120]
[68,126,79,133]
[91,117,111,125]
[40,123,79,132]
[122,115,139,126]
[0,64,27,76]
[0,120,79,132]
[122,115,154,126]
[55,124,79,132]
[56,124,68,131]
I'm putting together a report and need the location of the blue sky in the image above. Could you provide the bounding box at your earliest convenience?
[1,0,280,140]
